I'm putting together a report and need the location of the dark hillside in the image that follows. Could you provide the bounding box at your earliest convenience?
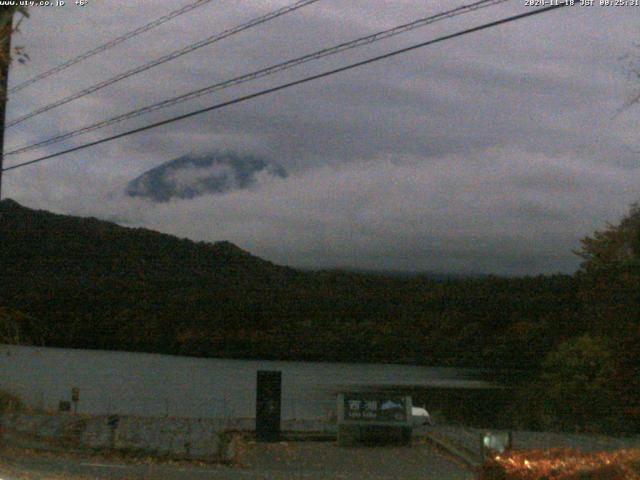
[0,199,579,368]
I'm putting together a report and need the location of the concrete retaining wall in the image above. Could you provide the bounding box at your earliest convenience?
[0,412,336,461]
[0,413,231,461]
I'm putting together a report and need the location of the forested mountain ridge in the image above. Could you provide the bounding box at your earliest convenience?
[0,198,579,369]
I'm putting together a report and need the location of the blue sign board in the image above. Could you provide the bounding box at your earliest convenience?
[338,394,412,426]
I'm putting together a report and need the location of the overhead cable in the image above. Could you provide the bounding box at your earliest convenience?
[5,0,508,155]
[2,3,570,173]
[9,0,215,94]
[6,0,321,127]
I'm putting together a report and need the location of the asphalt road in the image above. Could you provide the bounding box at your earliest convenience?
[0,441,474,480]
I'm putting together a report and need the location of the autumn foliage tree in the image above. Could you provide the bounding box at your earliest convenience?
[0,6,29,95]
[0,307,41,345]
[539,334,617,432]
[611,330,640,433]
[574,203,640,338]
[527,203,640,433]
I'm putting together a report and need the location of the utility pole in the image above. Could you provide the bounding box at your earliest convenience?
[0,10,13,201]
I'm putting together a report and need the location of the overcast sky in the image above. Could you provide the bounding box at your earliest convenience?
[3,0,639,275]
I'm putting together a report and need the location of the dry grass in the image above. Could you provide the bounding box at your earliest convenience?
[0,445,217,467]
[480,448,640,480]
[0,443,251,479]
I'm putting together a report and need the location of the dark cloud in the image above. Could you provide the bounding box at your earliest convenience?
[4,1,639,274]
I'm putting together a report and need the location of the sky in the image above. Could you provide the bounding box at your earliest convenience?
[3,0,639,275]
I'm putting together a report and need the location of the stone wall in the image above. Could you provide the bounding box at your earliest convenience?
[0,412,336,461]
[0,413,232,461]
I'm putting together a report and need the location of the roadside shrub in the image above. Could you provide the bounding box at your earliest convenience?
[0,389,23,413]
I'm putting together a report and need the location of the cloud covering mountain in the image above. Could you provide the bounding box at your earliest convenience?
[125,152,288,202]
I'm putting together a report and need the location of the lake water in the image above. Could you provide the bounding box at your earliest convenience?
[0,344,490,419]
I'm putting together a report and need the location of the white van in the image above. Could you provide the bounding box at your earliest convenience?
[411,406,434,426]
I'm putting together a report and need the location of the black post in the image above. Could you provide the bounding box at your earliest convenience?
[0,10,13,200]
[256,370,282,442]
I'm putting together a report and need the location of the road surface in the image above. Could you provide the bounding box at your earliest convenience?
[0,441,474,480]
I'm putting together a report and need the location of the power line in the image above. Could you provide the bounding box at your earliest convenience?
[5,0,508,156]
[6,0,321,128]
[8,0,215,95]
[2,3,569,174]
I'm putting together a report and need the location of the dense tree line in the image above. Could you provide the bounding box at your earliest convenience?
[0,199,579,368]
